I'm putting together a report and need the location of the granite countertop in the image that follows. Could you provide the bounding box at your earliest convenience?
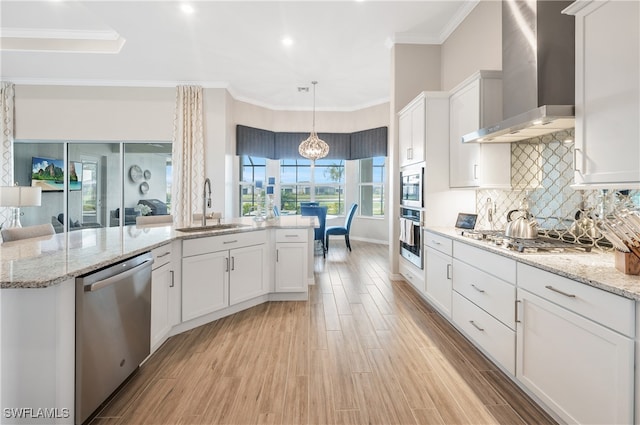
[426,227,640,301]
[0,216,316,289]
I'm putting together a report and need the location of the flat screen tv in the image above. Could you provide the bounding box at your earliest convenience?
[31,157,82,192]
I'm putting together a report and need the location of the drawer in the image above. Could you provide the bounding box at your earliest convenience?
[452,291,515,375]
[399,257,424,293]
[183,230,266,257]
[151,243,172,269]
[517,263,635,337]
[454,241,516,284]
[425,231,452,256]
[453,259,516,329]
[275,228,309,243]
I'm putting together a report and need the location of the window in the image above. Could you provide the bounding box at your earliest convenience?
[239,155,267,216]
[359,157,385,217]
[280,158,345,214]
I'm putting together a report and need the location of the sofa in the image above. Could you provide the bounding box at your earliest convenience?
[51,214,102,233]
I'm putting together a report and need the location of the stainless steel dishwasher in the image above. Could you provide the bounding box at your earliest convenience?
[75,251,154,425]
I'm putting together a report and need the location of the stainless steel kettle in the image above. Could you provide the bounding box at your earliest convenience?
[505,198,539,239]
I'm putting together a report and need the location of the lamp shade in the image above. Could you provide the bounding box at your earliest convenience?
[0,186,42,207]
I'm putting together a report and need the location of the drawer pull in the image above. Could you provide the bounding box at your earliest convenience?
[223,240,238,245]
[471,284,485,293]
[285,234,298,238]
[545,285,576,298]
[446,264,452,280]
[157,251,171,258]
[431,239,441,245]
[469,320,484,331]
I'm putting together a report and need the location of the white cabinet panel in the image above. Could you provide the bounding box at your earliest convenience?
[275,242,308,292]
[151,261,172,351]
[229,244,266,304]
[398,94,426,167]
[425,246,452,317]
[566,0,640,185]
[182,251,229,321]
[517,288,634,425]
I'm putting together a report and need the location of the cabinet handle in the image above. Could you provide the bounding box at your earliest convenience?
[285,234,298,238]
[169,270,174,287]
[545,285,576,298]
[471,284,485,293]
[473,164,479,180]
[446,263,452,280]
[231,256,235,271]
[407,147,412,160]
[225,257,229,272]
[515,299,521,323]
[431,239,441,245]
[573,148,582,173]
[469,320,484,332]
[223,240,238,245]
[276,249,279,262]
[157,251,171,258]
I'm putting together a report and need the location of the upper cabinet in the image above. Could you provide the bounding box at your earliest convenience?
[564,0,640,187]
[449,71,511,189]
[398,94,426,167]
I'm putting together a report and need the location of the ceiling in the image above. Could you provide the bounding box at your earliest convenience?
[0,1,478,111]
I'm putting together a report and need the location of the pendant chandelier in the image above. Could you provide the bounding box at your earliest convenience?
[298,81,329,161]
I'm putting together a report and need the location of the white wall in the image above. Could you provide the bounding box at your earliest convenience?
[441,0,502,91]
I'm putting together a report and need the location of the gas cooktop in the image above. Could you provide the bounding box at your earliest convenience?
[459,229,592,253]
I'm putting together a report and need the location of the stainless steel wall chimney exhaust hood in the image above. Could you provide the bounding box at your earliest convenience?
[463,0,575,144]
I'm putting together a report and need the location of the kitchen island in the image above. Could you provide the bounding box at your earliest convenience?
[0,216,316,425]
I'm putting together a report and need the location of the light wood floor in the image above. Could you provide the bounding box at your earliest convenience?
[92,241,557,425]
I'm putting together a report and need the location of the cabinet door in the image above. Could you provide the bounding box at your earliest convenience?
[275,242,308,292]
[410,100,425,164]
[151,262,172,351]
[229,244,266,304]
[449,79,481,188]
[425,247,452,317]
[516,289,634,425]
[182,251,229,321]
[398,110,413,167]
[571,0,640,185]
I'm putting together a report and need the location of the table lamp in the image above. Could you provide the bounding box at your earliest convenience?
[0,184,42,228]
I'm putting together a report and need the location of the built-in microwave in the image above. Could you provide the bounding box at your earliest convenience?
[400,166,423,208]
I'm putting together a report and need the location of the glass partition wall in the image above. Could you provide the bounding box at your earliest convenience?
[11,141,171,232]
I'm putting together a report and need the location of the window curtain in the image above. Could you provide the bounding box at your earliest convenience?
[172,86,205,228]
[0,82,15,229]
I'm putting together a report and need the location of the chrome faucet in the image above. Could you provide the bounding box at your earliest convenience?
[203,178,212,226]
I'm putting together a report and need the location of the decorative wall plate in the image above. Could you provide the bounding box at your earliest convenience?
[144,169,151,180]
[129,165,143,182]
[139,181,149,194]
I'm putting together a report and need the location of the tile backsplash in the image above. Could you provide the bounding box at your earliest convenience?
[476,129,639,250]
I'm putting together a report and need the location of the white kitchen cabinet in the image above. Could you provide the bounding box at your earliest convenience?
[229,244,266,304]
[564,0,640,186]
[449,70,511,189]
[151,243,177,352]
[182,231,267,321]
[424,246,452,318]
[182,250,229,321]
[275,229,309,292]
[516,263,635,425]
[398,93,425,167]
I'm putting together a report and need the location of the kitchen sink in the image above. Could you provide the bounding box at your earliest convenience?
[175,223,249,233]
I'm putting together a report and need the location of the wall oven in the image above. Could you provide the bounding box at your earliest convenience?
[399,206,423,269]
[400,166,424,208]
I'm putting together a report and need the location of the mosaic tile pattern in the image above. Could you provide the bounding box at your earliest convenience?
[476,129,639,250]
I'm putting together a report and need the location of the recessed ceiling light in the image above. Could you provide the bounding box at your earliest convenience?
[282,37,293,47]
[181,4,194,14]
[298,87,309,93]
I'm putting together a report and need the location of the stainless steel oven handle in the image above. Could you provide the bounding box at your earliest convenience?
[84,259,154,292]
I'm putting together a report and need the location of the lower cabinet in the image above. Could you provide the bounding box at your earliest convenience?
[151,261,173,350]
[181,231,268,322]
[424,246,453,317]
[275,228,309,292]
[182,250,229,321]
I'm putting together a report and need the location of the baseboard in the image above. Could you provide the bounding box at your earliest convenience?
[349,236,389,245]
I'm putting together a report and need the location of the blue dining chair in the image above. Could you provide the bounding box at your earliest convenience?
[325,203,358,252]
[300,202,319,207]
[273,205,281,216]
[301,205,327,258]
